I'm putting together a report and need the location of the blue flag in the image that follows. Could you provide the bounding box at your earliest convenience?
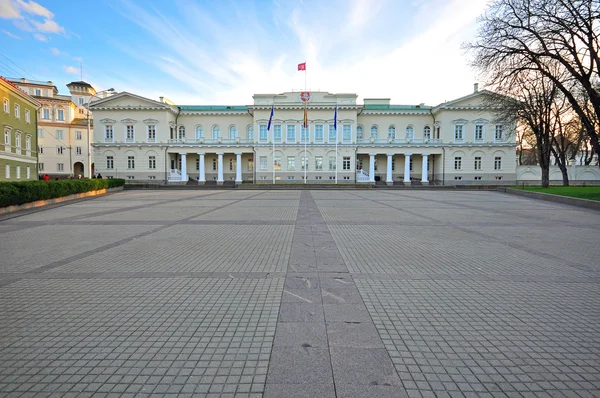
[333,104,338,130]
[267,105,274,131]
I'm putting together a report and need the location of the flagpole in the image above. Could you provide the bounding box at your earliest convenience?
[335,104,338,184]
[304,68,307,184]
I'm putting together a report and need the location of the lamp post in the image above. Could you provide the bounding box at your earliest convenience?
[86,88,115,178]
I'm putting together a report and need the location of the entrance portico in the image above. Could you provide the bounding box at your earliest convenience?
[357,151,438,184]
[171,150,253,184]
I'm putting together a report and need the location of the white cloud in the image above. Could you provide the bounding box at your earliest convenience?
[2,29,21,39]
[0,0,21,19]
[2,0,67,38]
[16,0,53,19]
[33,32,47,41]
[63,65,79,75]
[50,47,63,55]
[31,18,65,34]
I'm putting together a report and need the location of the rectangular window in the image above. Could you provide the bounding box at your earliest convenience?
[38,163,44,171]
[454,156,462,170]
[474,156,482,170]
[16,166,20,179]
[4,131,10,150]
[274,125,282,142]
[475,125,483,141]
[57,109,64,121]
[301,126,309,143]
[3,98,8,113]
[149,156,156,169]
[105,125,113,141]
[301,156,308,171]
[106,156,114,169]
[259,125,268,141]
[495,125,504,141]
[328,125,336,142]
[34,89,40,96]
[454,125,464,141]
[474,176,482,180]
[126,125,134,142]
[287,156,295,170]
[76,146,82,155]
[248,158,254,171]
[343,156,351,170]
[315,125,324,142]
[25,109,30,123]
[148,125,156,142]
[43,108,50,119]
[15,134,21,150]
[315,156,323,171]
[229,158,234,171]
[127,156,135,169]
[454,176,462,180]
[328,156,336,171]
[286,125,296,142]
[259,156,267,171]
[25,137,30,155]
[78,98,84,105]
[273,156,281,171]
[494,156,502,170]
[26,167,30,180]
[494,176,503,180]
[38,128,43,138]
[287,176,295,180]
[56,130,63,139]
[57,163,64,171]
[57,146,63,155]
[14,104,20,118]
[5,164,9,178]
[343,125,351,142]
[409,158,413,171]
[76,131,82,140]
[39,146,43,154]
[247,126,254,140]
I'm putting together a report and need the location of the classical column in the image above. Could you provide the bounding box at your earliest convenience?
[369,153,376,182]
[386,153,393,185]
[217,152,224,184]
[235,152,242,183]
[197,152,205,183]
[180,152,187,181]
[404,153,412,184]
[421,154,429,183]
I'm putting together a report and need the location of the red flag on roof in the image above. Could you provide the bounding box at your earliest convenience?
[298,62,306,71]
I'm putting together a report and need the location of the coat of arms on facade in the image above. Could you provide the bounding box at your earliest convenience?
[300,92,311,102]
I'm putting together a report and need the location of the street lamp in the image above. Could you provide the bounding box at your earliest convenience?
[86,88,115,178]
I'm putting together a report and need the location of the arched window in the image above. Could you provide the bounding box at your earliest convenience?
[405,125,414,140]
[423,126,431,140]
[195,125,203,139]
[178,125,185,139]
[356,125,363,139]
[388,125,396,139]
[247,125,254,140]
[212,125,220,140]
[370,126,378,139]
[229,125,237,139]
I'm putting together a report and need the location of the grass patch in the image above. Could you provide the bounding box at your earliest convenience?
[517,186,600,201]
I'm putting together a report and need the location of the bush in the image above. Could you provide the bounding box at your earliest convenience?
[0,179,125,208]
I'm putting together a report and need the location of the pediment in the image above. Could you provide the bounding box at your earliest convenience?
[99,118,116,124]
[90,92,173,110]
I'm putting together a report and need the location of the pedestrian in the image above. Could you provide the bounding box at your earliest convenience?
[97,173,102,179]
[44,174,50,181]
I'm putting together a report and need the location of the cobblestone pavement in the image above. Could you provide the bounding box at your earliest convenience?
[0,189,599,397]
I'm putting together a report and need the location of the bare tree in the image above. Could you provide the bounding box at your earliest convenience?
[466,0,600,159]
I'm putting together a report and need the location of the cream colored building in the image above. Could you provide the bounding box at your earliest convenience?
[8,78,99,178]
[89,86,517,184]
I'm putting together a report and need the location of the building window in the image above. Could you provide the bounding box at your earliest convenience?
[357,125,363,139]
[57,109,64,121]
[259,125,267,141]
[25,136,31,155]
[370,126,378,139]
[38,163,44,171]
[15,133,21,150]
[301,156,307,171]
[25,109,30,123]
[57,146,63,155]
[76,146,82,155]
[343,125,351,142]
[328,125,336,142]
[286,125,296,142]
[56,130,63,139]
[16,166,20,179]
[5,164,9,178]
[178,125,185,139]
[38,128,43,138]
[127,156,135,169]
[106,156,114,169]
[26,166,30,179]
[147,125,156,142]
[474,156,482,170]
[247,125,254,140]
[475,125,484,141]
[474,176,482,180]
[273,156,281,171]
[454,176,462,180]
[4,130,10,151]
[126,125,135,142]
[495,125,504,141]
[424,126,431,140]
[195,157,199,171]
[212,158,217,171]
[42,108,50,119]
[454,125,464,141]
[409,158,413,171]
[39,146,43,154]
[406,126,414,140]
[287,176,295,180]
[105,125,113,141]
[343,156,351,170]
[212,125,220,139]
[315,125,324,142]
[259,156,267,171]
[149,156,156,169]
[315,156,323,171]
[57,163,64,171]
[3,98,8,113]
[494,156,502,170]
[388,126,396,139]
[454,156,462,170]
[76,131,82,140]
[374,159,378,171]
[328,156,336,171]
[248,157,254,171]
[229,158,235,171]
[287,156,295,170]
[35,89,41,96]
[14,104,20,118]
[78,98,84,105]
[195,125,203,139]
[274,125,282,142]
[301,126,309,143]
[494,176,503,180]
[229,126,237,139]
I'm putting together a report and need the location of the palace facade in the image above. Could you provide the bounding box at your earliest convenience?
[89,85,517,184]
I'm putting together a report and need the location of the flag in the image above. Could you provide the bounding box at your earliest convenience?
[298,62,306,71]
[267,105,274,131]
[303,105,308,129]
[333,104,338,130]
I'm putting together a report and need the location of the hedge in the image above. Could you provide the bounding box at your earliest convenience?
[0,179,125,208]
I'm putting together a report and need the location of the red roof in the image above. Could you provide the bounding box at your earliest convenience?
[0,76,42,107]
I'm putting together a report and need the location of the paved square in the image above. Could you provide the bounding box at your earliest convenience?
[0,189,599,397]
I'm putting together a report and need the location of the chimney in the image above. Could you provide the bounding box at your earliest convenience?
[159,96,164,103]
[474,83,479,93]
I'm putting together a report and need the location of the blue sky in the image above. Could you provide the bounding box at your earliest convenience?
[0,0,488,105]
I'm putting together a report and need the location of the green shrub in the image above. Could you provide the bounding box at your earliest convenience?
[0,179,125,207]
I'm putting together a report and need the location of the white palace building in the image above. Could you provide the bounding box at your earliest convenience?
[89,85,517,185]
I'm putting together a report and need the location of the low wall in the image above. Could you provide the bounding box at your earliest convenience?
[499,187,600,210]
[516,165,600,183]
[0,186,123,215]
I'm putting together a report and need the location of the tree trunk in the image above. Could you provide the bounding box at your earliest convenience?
[540,165,550,188]
[557,163,569,186]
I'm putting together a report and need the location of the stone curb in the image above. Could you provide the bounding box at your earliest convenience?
[499,187,600,210]
[0,186,124,215]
